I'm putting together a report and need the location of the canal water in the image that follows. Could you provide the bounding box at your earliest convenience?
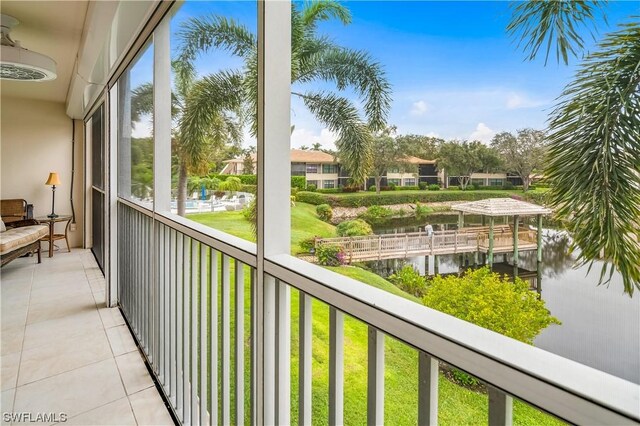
[369,217,640,384]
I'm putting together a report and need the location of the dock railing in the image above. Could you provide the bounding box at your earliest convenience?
[116,199,639,425]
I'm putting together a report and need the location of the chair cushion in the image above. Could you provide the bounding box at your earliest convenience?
[0,225,48,255]
[0,219,5,232]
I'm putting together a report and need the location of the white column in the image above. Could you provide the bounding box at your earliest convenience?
[256,1,292,424]
[153,18,171,213]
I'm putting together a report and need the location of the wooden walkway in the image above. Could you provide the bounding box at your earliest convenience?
[316,226,538,263]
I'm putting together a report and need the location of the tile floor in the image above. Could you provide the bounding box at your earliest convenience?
[0,250,174,425]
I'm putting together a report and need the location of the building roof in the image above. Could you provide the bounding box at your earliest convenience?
[224,149,338,164]
[402,155,436,165]
[451,197,552,217]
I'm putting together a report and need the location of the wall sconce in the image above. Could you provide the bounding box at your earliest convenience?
[45,172,61,218]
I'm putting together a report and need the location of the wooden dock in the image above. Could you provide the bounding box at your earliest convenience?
[316,226,538,263]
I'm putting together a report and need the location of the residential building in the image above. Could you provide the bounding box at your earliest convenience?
[223,150,439,188]
[0,2,635,426]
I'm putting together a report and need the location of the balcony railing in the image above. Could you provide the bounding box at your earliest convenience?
[115,199,639,425]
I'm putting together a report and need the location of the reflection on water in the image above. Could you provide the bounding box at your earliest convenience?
[370,218,640,384]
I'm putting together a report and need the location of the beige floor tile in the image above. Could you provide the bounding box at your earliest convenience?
[28,282,91,306]
[98,307,125,329]
[13,358,125,419]
[1,388,15,425]
[106,325,138,356]
[22,309,102,351]
[17,329,112,386]
[26,292,96,325]
[0,302,28,331]
[115,352,154,395]
[0,352,20,391]
[92,291,106,306]
[1,327,24,356]
[128,387,173,426]
[62,397,136,426]
[31,272,88,289]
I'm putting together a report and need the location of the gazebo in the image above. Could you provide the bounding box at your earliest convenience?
[451,198,552,269]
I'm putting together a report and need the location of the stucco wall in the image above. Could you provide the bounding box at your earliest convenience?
[1,96,84,248]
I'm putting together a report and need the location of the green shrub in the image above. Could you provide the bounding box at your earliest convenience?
[418,182,428,190]
[389,183,397,191]
[295,190,512,207]
[423,267,560,388]
[368,186,377,192]
[336,219,373,237]
[241,198,257,237]
[359,205,394,225]
[415,202,433,220]
[427,184,440,191]
[316,204,333,221]
[342,186,360,193]
[299,236,317,253]
[316,245,345,266]
[291,176,306,190]
[502,181,514,190]
[317,188,342,194]
[296,191,327,205]
[219,176,243,192]
[241,184,256,194]
[388,265,429,297]
[423,268,560,344]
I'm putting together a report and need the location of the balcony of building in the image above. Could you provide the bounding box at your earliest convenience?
[1,1,638,426]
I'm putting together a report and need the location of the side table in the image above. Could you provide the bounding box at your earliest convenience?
[36,215,72,257]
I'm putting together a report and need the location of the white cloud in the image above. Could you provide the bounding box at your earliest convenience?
[290,127,338,149]
[506,92,547,110]
[410,100,430,116]
[469,123,495,144]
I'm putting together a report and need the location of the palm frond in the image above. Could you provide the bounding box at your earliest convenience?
[297,47,392,131]
[297,91,373,183]
[507,0,607,65]
[301,0,352,28]
[176,15,256,67]
[131,82,153,123]
[546,20,640,295]
[172,59,195,102]
[180,71,244,170]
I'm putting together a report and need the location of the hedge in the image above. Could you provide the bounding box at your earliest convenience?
[210,174,306,190]
[296,190,513,207]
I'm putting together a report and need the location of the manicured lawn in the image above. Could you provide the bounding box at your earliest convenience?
[187,202,336,254]
[189,205,563,425]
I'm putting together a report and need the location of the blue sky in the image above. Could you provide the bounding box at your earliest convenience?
[134,1,639,146]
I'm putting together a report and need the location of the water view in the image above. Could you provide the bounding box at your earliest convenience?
[370,217,640,384]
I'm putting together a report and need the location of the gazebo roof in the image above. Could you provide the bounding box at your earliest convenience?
[451,197,551,217]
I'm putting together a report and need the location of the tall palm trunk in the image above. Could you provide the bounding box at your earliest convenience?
[177,161,188,217]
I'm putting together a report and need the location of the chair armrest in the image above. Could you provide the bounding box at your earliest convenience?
[5,219,41,229]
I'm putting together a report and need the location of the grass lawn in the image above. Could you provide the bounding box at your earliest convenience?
[189,204,563,425]
[188,202,336,254]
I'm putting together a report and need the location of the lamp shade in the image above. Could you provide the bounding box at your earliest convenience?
[45,172,61,186]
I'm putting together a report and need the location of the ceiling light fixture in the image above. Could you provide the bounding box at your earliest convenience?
[1,14,57,81]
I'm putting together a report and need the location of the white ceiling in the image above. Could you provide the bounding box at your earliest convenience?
[0,1,89,103]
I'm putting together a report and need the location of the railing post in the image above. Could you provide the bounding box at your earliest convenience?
[367,327,385,426]
[329,307,344,426]
[488,387,513,426]
[418,353,438,425]
[299,293,312,426]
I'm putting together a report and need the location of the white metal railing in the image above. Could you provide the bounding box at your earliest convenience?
[117,200,640,425]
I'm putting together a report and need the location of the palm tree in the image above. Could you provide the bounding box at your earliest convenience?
[176,0,392,185]
[131,64,244,216]
[508,2,640,295]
